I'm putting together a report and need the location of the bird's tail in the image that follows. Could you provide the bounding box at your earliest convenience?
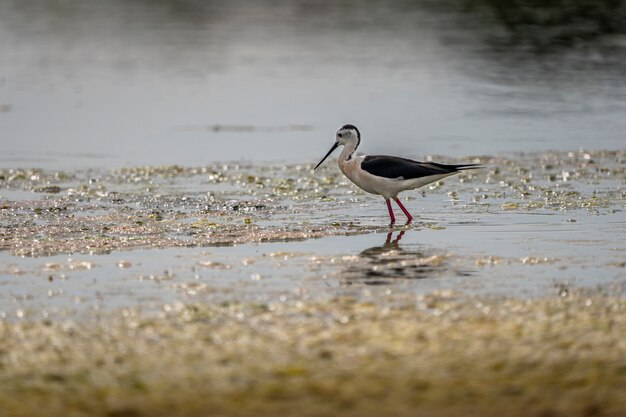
[429,162,483,172]
[453,163,482,171]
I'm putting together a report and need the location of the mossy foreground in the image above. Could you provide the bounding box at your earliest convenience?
[1,294,625,417]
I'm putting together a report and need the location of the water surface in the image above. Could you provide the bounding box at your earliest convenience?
[1,150,624,319]
[1,0,625,169]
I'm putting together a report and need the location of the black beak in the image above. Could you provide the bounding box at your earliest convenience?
[314,143,339,171]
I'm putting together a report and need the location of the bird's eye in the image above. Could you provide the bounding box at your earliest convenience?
[338,133,343,137]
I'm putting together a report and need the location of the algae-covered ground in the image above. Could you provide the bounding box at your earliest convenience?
[1,294,626,417]
[0,149,625,416]
[0,149,623,258]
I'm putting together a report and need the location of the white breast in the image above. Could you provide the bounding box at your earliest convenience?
[337,155,394,198]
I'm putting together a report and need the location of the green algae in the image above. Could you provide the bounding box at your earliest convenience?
[0,293,625,417]
[1,150,624,257]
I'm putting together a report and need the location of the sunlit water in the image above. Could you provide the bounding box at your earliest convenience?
[1,150,624,319]
[1,1,626,170]
[1,2,625,321]
[1,209,624,320]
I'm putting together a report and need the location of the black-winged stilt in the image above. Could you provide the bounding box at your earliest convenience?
[314,124,480,224]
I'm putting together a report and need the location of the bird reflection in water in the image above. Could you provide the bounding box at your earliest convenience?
[342,229,448,286]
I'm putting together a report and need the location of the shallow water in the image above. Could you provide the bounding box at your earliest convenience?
[2,213,625,321]
[1,150,624,320]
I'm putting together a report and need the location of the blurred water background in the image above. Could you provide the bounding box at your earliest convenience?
[1,0,625,170]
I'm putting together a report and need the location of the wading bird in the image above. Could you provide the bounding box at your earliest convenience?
[314,124,480,224]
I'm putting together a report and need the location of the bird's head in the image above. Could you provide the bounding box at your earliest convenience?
[335,124,360,147]
[314,124,361,170]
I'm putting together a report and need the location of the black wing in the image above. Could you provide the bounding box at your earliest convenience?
[361,155,480,180]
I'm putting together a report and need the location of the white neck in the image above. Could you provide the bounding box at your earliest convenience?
[338,141,358,162]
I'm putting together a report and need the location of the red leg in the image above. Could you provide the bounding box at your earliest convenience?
[394,197,413,222]
[385,199,395,224]
[393,230,405,244]
[384,231,393,245]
